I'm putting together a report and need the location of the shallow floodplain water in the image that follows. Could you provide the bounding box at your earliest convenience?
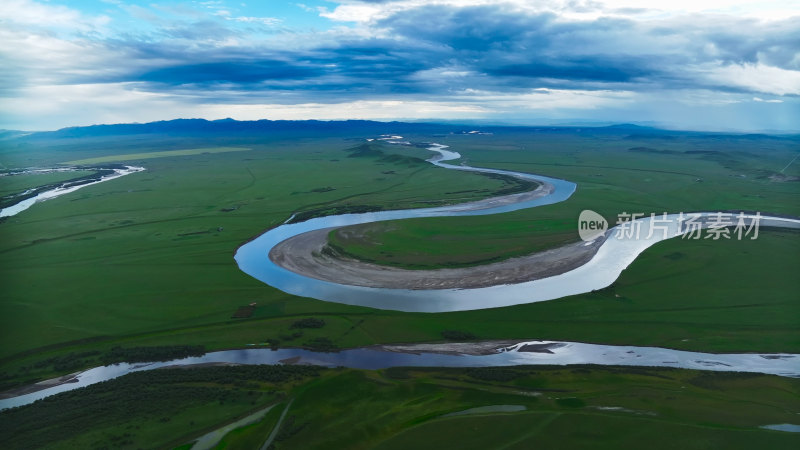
[0,166,144,218]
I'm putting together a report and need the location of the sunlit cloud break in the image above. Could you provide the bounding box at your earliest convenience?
[0,0,798,131]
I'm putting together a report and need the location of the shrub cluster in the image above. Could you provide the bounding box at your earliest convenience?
[290,318,326,329]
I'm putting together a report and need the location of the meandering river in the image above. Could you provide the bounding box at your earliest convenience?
[235,142,800,312]
[1,141,798,411]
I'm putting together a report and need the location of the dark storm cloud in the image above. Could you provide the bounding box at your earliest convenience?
[487,60,649,83]
[367,4,798,92]
[362,6,662,89]
[702,18,800,69]
[139,61,318,85]
[58,2,797,102]
[376,5,556,52]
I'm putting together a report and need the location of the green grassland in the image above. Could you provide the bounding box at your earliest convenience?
[330,132,800,269]
[0,136,535,384]
[63,147,251,165]
[327,215,577,269]
[212,402,285,450]
[0,129,798,393]
[0,170,95,198]
[0,365,321,449]
[1,365,798,449]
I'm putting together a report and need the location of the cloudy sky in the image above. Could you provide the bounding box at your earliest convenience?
[1,0,798,131]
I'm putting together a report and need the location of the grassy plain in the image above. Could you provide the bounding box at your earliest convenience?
[0,127,798,391]
[212,403,285,450]
[0,365,320,449]
[1,365,798,449]
[0,134,531,382]
[252,366,800,449]
[0,170,95,198]
[331,132,800,268]
[64,147,251,165]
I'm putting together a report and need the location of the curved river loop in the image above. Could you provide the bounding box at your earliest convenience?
[235,140,800,312]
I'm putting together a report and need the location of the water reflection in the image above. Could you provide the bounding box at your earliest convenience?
[2,340,797,410]
[1,166,145,218]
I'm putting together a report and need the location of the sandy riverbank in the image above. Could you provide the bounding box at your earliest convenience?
[374,340,559,356]
[269,225,605,290]
[0,372,81,399]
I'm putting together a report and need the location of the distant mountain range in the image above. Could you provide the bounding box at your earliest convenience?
[21,119,454,139]
[5,119,798,140]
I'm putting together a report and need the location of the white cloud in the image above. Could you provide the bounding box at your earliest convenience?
[0,83,181,129]
[228,16,282,25]
[0,82,634,130]
[453,88,636,111]
[0,25,162,93]
[0,0,110,31]
[0,82,488,130]
[703,63,800,96]
[321,0,800,23]
[1,81,796,132]
[599,0,800,20]
[318,4,377,22]
[201,99,486,121]
[2,0,798,131]
[753,97,784,103]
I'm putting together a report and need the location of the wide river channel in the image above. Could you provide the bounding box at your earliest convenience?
[2,340,797,410]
